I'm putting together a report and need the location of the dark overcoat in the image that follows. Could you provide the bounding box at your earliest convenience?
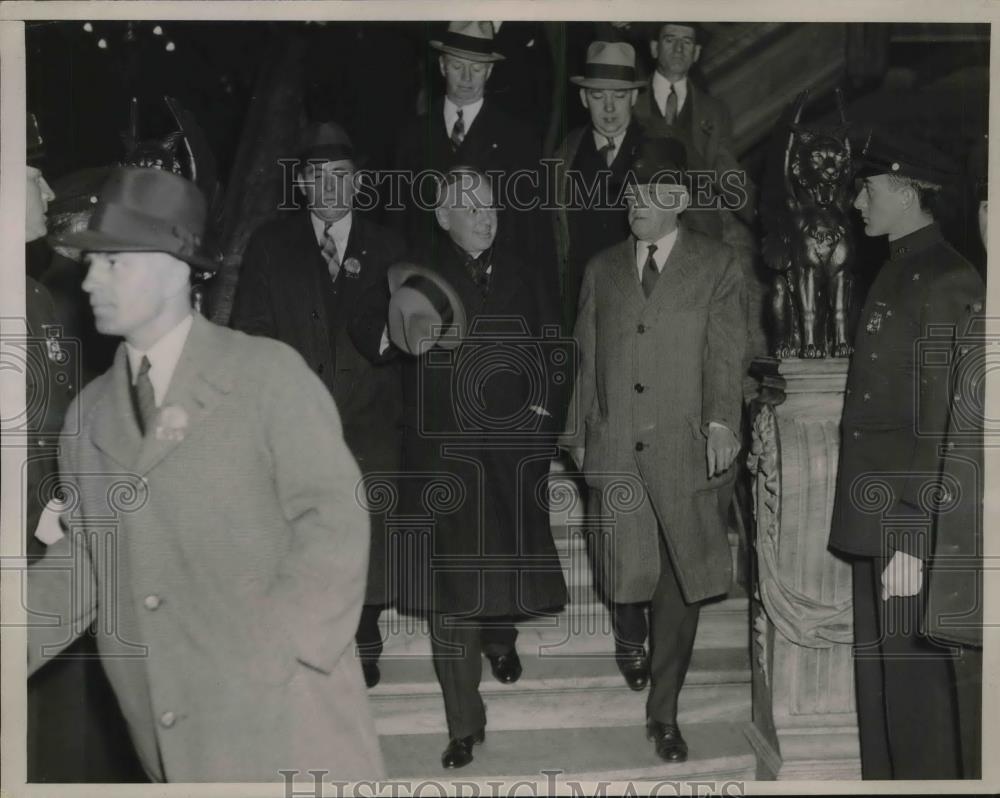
[393,98,558,304]
[231,211,404,604]
[561,226,747,604]
[829,224,984,564]
[394,238,570,618]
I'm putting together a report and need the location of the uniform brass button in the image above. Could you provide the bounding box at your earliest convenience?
[159,711,176,728]
[863,392,871,401]
[635,442,645,452]
[870,352,879,361]
[144,595,161,611]
[637,324,646,334]
[852,430,862,440]
[634,383,645,393]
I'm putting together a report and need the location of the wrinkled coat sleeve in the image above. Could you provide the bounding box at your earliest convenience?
[258,347,368,673]
[561,257,599,450]
[702,246,747,434]
[230,228,278,337]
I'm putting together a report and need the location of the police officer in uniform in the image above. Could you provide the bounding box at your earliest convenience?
[828,131,985,779]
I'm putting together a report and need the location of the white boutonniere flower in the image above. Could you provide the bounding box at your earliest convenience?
[155,405,189,442]
[344,257,362,278]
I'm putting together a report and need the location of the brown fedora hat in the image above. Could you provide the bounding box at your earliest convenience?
[49,166,216,272]
[296,121,366,166]
[387,262,468,355]
[430,21,505,63]
[570,41,647,90]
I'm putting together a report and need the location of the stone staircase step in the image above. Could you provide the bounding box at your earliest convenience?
[378,597,750,657]
[381,721,757,781]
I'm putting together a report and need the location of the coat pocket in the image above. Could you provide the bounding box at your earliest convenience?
[686,416,738,494]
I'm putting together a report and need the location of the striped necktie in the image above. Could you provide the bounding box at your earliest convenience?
[451,108,466,150]
[664,84,678,125]
[600,135,616,166]
[321,221,341,281]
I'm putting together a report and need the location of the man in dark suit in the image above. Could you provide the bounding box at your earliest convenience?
[633,23,755,227]
[561,138,745,763]
[393,22,556,304]
[231,122,404,688]
[553,40,646,334]
[827,132,984,779]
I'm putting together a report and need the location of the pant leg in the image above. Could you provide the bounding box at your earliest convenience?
[430,614,486,739]
[879,576,963,779]
[851,559,892,780]
[480,620,519,658]
[646,532,700,725]
[610,602,649,653]
[355,604,384,665]
[952,646,982,779]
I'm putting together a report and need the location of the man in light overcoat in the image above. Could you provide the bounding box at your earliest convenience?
[562,138,746,763]
[26,167,383,782]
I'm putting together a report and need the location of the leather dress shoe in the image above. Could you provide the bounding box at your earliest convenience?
[362,662,380,688]
[646,720,688,762]
[487,650,523,684]
[441,728,485,769]
[615,648,649,691]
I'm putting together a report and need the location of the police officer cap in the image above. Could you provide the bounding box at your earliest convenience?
[853,127,959,186]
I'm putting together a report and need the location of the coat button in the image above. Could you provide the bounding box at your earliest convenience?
[143,595,162,611]
[159,711,176,728]
[634,383,645,393]
[311,310,320,320]
[870,352,879,361]
[852,430,862,440]
[637,324,646,334]
[863,392,871,401]
[635,442,645,452]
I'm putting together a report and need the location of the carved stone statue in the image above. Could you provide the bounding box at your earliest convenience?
[762,90,856,359]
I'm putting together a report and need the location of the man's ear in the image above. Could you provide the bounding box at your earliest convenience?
[434,206,451,231]
[649,40,659,63]
[629,89,639,108]
[438,55,447,78]
[579,88,589,110]
[692,44,702,66]
[484,63,494,81]
[676,186,691,214]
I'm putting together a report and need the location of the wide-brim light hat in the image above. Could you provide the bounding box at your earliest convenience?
[48,166,217,272]
[430,21,505,63]
[388,262,468,355]
[570,41,647,90]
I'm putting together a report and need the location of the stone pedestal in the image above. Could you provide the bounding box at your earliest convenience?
[744,357,861,779]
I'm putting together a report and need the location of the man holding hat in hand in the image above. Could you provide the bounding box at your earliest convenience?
[553,40,647,334]
[828,131,984,779]
[26,166,383,781]
[232,121,405,688]
[562,138,746,762]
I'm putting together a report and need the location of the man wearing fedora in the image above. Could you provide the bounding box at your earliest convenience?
[356,167,569,769]
[562,138,746,763]
[633,23,755,228]
[828,131,984,779]
[231,121,404,688]
[394,21,557,305]
[553,40,647,334]
[26,166,384,781]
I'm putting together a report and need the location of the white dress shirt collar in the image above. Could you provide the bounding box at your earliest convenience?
[125,313,194,407]
[635,228,680,279]
[311,211,353,259]
[652,71,689,117]
[444,96,485,138]
[591,129,626,160]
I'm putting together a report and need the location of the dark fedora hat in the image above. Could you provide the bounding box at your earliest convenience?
[296,121,365,166]
[48,166,217,272]
[630,137,688,186]
[430,21,505,63]
[570,41,647,90]
[387,262,468,355]
[853,127,959,186]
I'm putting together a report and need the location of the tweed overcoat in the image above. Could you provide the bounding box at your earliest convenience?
[392,239,570,618]
[27,315,384,782]
[231,211,404,604]
[562,226,746,603]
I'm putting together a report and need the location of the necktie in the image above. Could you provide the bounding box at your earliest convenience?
[451,108,465,150]
[132,355,157,436]
[600,135,616,167]
[321,221,341,280]
[664,84,678,125]
[641,244,659,298]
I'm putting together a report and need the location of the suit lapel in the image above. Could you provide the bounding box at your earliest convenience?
[643,226,701,314]
[608,239,646,309]
[134,315,235,476]
[89,346,143,471]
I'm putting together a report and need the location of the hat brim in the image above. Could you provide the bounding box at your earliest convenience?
[48,228,218,273]
[430,41,505,62]
[388,262,468,353]
[570,76,647,90]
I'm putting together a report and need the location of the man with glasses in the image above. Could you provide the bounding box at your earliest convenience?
[232,121,405,689]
